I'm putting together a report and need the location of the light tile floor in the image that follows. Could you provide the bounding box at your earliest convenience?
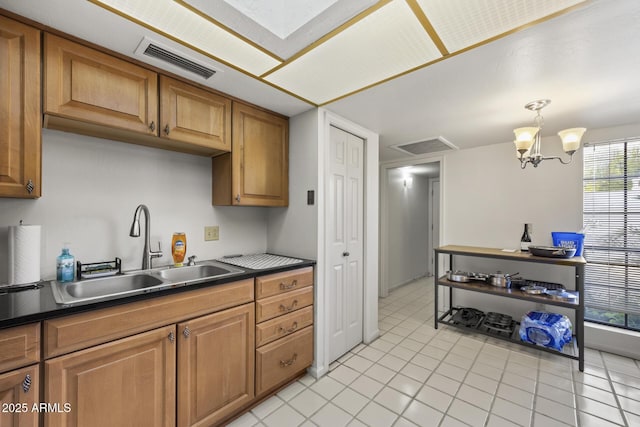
[229,277,640,427]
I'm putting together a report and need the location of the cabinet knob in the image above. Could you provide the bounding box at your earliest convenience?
[149,121,156,132]
[25,179,34,194]
[342,251,350,257]
[235,194,241,203]
[168,331,175,343]
[164,124,170,135]
[22,374,31,393]
[183,326,191,338]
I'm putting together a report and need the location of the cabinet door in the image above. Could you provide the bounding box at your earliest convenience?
[44,34,158,135]
[159,76,231,152]
[177,303,254,427]
[0,365,39,427]
[0,16,41,198]
[45,325,176,427]
[230,102,289,206]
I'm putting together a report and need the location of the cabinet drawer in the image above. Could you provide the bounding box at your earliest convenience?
[256,287,313,323]
[256,267,313,299]
[0,323,40,373]
[255,326,313,396]
[256,306,313,347]
[44,279,253,358]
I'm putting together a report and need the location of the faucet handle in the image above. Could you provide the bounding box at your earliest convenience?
[151,241,163,258]
[187,255,197,266]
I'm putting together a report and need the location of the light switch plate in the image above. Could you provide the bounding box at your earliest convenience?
[205,226,219,241]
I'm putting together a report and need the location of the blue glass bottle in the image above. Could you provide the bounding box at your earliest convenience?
[56,247,75,282]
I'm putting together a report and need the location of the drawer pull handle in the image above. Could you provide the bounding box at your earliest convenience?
[280,280,298,290]
[279,300,298,313]
[22,374,31,393]
[278,321,299,334]
[280,353,298,368]
[168,331,175,343]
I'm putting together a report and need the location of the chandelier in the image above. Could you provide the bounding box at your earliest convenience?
[513,99,586,169]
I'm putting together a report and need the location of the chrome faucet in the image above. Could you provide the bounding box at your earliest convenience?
[129,204,163,269]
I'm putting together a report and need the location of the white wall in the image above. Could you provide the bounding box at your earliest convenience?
[267,109,319,259]
[386,169,429,289]
[0,129,269,282]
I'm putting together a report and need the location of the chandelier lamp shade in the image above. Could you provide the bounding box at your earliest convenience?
[513,99,586,169]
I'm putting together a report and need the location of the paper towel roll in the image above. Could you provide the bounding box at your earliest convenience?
[8,224,41,285]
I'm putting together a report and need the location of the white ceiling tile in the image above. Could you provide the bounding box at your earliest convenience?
[264,0,442,104]
[417,0,586,53]
[93,0,281,75]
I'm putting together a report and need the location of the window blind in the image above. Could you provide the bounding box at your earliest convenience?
[583,138,640,326]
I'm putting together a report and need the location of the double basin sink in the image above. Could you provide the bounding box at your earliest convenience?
[50,261,244,304]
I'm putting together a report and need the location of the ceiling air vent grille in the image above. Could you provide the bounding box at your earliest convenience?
[134,37,219,80]
[143,44,216,79]
[390,136,457,156]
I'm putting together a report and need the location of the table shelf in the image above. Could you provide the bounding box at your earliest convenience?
[438,307,579,360]
[434,245,585,371]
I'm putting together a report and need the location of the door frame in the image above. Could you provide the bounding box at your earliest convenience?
[311,109,379,379]
[379,157,444,298]
[427,178,440,276]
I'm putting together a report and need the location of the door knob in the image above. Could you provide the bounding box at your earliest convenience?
[343,251,350,257]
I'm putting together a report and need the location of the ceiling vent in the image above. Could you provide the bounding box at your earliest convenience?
[134,37,218,80]
[390,136,457,156]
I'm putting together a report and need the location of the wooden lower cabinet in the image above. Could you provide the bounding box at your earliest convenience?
[0,364,39,427]
[177,303,254,427]
[45,325,176,427]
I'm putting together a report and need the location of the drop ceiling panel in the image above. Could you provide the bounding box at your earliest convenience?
[264,0,442,104]
[417,0,586,53]
[92,0,281,75]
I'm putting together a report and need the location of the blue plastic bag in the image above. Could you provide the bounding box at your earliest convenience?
[519,311,572,351]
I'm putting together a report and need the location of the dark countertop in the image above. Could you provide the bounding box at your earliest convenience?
[0,258,315,329]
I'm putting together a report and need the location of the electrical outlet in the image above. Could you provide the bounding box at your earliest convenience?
[204,226,219,241]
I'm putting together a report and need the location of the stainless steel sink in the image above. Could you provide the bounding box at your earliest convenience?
[157,264,239,283]
[50,261,244,304]
[51,274,165,304]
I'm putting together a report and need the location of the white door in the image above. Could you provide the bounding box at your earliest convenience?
[328,125,364,363]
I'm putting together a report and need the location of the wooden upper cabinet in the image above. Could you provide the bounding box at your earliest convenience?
[44,33,158,135]
[160,76,231,153]
[0,16,41,198]
[213,102,289,206]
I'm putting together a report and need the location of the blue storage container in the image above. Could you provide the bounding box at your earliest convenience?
[551,232,584,256]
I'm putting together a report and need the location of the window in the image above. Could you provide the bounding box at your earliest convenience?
[583,138,640,331]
